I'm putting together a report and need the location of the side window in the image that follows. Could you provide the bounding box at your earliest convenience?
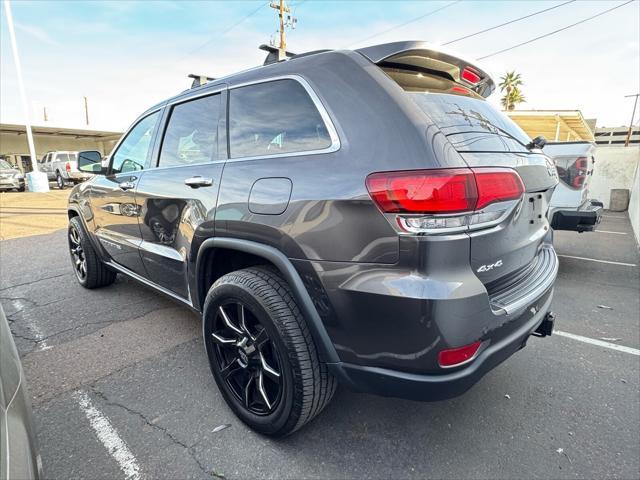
[158,94,221,168]
[229,79,332,159]
[110,111,160,174]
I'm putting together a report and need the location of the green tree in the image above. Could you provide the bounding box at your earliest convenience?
[501,88,526,111]
[499,71,525,111]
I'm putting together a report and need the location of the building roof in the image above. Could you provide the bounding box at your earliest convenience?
[505,110,595,142]
[0,123,122,141]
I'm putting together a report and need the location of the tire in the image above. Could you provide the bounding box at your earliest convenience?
[56,172,65,189]
[18,185,25,192]
[203,267,336,437]
[68,216,117,289]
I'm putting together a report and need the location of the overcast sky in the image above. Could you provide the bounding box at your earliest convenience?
[1,0,638,132]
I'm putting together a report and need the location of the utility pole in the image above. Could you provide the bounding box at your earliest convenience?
[624,93,639,147]
[84,96,89,126]
[270,0,290,61]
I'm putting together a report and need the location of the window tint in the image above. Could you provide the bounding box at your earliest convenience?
[229,79,331,159]
[111,111,160,174]
[158,94,221,168]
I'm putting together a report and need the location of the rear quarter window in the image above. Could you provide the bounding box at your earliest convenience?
[229,79,332,159]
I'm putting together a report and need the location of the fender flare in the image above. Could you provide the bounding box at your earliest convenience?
[196,238,340,363]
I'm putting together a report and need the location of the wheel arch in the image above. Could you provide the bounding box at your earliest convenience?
[195,238,340,363]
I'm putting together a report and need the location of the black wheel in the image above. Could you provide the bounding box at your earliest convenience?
[56,173,65,189]
[203,267,336,437]
[18,185,25,192]
[68,216,117,289]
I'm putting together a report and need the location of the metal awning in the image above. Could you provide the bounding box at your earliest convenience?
[0,123,122,141]
[505,110,595,142]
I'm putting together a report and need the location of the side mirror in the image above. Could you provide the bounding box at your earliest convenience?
[78,151,105,174]
[527,135,547,150]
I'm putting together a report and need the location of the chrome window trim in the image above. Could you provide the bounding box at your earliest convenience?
[227,74,341,161]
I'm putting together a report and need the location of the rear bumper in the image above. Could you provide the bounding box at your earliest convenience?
[67,172,93,182]
[550,199,603,232]
[329,291,554,401]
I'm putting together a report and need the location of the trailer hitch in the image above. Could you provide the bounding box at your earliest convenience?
[532,311,555,337]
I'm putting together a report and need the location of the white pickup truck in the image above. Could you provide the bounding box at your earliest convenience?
[546,141,603,232]
[38,151,95,189]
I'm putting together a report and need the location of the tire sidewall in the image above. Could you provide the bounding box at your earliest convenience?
[68,218,88,286]
[57,173,65,189]
[203,279,298,435]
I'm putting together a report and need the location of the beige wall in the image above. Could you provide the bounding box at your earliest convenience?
[628,162,640,247]
[589,146,640,209]
[0,132,118,159]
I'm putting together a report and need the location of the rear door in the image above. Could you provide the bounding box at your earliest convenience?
[134,88,227,300]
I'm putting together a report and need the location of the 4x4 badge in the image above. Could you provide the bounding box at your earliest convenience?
[477,260,503,273]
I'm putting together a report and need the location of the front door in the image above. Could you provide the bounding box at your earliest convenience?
[90,110,161,275]
[135,90,226,300]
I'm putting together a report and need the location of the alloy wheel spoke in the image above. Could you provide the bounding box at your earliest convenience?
[243,373,255,409]
[259,351,280,383]
[253,328,269,350]
[238,304,255,340]
[211,332,237,345]
[219,306,243,336]
[221,358,243,380]
[257,370,273,410]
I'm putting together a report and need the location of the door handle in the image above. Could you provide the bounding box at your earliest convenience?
[118,180,136,191]
[184,176,213,188]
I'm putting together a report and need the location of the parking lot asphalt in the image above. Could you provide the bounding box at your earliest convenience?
[1,212,639,479]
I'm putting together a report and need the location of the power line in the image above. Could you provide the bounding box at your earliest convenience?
[176,2,268,64]
[477,0,635,60]
[345,0,463,49]
[443,0,576,46]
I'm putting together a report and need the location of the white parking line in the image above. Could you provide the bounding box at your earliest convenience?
[74,390,141,480]
[596,230,628,235]
[558,254,637,267]
[555,330,640,356]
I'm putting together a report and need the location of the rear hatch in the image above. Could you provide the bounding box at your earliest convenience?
[359,42,558,287]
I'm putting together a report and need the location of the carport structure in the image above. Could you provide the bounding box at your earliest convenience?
[0,123,122,174]
[506,110,595,142]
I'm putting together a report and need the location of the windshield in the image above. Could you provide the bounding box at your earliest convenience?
[409,93,532,153]
[0,159,13,169]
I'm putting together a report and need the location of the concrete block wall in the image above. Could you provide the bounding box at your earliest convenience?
[589,147,640,209]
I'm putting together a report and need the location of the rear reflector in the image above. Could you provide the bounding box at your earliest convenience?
[366,168,524,214]
[461,66,481,85]
[438,341,482,368]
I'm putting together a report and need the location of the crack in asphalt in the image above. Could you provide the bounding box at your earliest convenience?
[0,272,68,292]
[90,387,211,477]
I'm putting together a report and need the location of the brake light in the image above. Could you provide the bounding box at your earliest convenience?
[438,341,482,368]
[474,168,525,210]
[450,86,471,95]
[366,168,524,214]
[574,157,588,170]
[461,66,481,85]
[366,169,477,214]
[65,162,71,172]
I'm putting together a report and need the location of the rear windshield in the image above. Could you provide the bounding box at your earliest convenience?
[409,93,531,152]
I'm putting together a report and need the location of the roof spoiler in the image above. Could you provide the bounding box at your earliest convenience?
[356,41,495,98]
[260,44,296,66]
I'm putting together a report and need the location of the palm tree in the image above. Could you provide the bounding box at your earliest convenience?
[499,71,524,111]
[500,87,526,111]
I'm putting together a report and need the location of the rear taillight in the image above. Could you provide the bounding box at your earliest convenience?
[65,162,71,172]
[558,156,588,189]
[365,168,477,214]
[438,341,482,368]
[366,168,524,234]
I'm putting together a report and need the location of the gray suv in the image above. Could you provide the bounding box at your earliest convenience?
[68,41,559,436]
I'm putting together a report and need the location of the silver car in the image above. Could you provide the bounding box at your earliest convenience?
[0,159,26,192]
[0,305,42,479]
